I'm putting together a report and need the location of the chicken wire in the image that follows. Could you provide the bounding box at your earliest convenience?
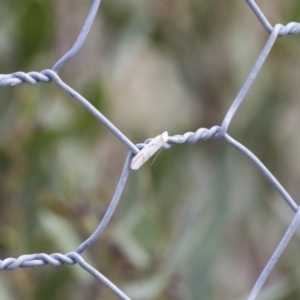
[1,0,300,299]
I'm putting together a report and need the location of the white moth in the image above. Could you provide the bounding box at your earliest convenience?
[130,131,168,170]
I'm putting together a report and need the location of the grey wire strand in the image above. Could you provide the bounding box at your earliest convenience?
[1,1,300,299]
[167,125,222,144]
[246,0,273,33]
[247,207,300,300]
[76,152,133,254]
[220,21,300,136]
[68,252,131,300]
[224,134,298,212]
[52,0,102,72]
[44,70,139,154]
[76,126,223,255]
[0,252,131,300]
[0,70,139,154]
[279,22,300,36]
[220,26,279,136]
[0,253,74,270]
[246,0,300,36]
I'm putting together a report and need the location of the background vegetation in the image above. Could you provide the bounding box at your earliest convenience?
[1,0,300,299]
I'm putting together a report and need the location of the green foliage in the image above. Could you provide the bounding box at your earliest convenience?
[17,1,53,67]
[1,1,300,299]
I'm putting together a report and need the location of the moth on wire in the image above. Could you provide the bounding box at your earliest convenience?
[130,132,168,170]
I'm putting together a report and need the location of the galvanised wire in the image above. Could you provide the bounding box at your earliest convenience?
[0,1,300,299]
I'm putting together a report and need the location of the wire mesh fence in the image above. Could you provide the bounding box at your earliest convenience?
[1,0,300,299]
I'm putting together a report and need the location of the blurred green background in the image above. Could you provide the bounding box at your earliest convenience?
[1,0,300,299]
